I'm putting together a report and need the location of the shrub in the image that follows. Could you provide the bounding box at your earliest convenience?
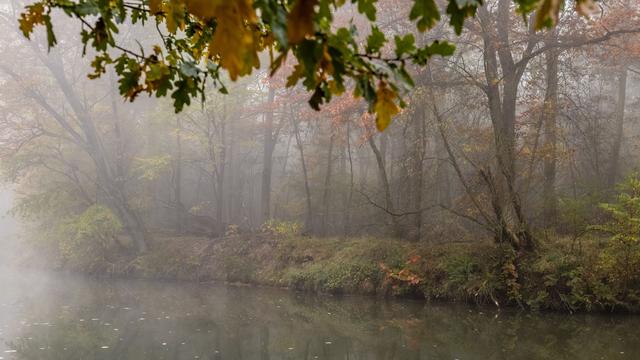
[286,261,381,294]
[442,251,502,305]
[56,205,122,271]
[261,219,303,237]
[590,174,640,305]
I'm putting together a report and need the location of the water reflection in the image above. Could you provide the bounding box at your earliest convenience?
[0,270,638,359]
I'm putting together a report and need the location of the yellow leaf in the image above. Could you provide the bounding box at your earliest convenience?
[319,44,333,76]
[374,83,399,131]
[19,3,46,38]
[163,0,186,34]
[185,0,217,19]
[287,0,317,44]
[201,0,260,80]
[149,0,162,15]
[328,80,343,95]
[146,62,170,82]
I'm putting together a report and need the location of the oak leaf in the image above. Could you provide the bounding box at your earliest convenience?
[374,83,400,131]
[287,0,317,44]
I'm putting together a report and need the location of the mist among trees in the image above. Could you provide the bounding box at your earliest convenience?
[2,0,640,313]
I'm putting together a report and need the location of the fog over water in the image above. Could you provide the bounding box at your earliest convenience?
[0,188,18,265]
[0,271,639,360]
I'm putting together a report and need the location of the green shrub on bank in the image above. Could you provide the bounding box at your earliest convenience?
[281,237,405,295]
[286,261,381,294]
[442,251,503,305]
[513,175,640,311]
[56,205,123,272]
[593,174,640,305]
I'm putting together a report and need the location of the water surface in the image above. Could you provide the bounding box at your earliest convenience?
[0,270,638,359]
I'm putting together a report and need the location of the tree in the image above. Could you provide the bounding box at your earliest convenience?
[2,53,150,253]
[541,29,559,228]
[260,83,279,223]
[291,108,313,231]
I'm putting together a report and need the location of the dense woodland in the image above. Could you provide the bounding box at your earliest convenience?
[2,0,640,310]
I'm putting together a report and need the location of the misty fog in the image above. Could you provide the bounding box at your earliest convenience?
[2,0,640,359]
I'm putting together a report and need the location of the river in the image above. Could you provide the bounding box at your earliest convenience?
[0,269,638,359]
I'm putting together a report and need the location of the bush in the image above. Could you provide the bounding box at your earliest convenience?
[558,191,606,235]
[522,175,640,311]
[286,261,381,294]
[261,219,303,237]
[591,174,640,305]
[441,249,503,305]
[56,205,122,271]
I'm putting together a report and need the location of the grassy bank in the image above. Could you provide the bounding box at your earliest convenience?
[41,230,640,313]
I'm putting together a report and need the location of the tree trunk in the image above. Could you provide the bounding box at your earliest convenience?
[174,117,184,234]
[344,122,355,236]
[109,73,127,186]
[216,103,227,228]
[261,86,276,224]
[275,132,293,219]
[434,130,452,208]
[409,104,426,241]
[607,67,628,189]
[292,115,313,232]
[542,31,559,228]
[477,1,535,252]
[320,132,335,236]
[368,136,401,237]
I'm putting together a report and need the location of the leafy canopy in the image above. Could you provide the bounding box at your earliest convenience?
[19,0,594,130]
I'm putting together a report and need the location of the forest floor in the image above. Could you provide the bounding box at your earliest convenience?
[40,233,640,313]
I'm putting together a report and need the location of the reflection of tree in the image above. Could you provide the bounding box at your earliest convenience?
[7,276,640,360]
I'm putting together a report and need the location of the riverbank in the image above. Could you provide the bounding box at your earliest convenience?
[30,232,640,313]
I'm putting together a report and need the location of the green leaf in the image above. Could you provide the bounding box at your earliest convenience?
[446,0,480,35]
[355,0,377,21]
[366,26,386,54]
[308,85,325,111]
[268,2,290,46]
[286,63,305,87]
[88,53,112,79]
[414,40,456,65]
[171,78,197,112]
[409,0,441,32]
[44,15,57,49]
[297,39,322,89]
[394,34,416,58]
[354,76,376,106]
